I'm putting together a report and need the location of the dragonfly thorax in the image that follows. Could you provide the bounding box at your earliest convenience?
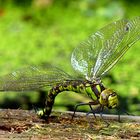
[99,89,118,109]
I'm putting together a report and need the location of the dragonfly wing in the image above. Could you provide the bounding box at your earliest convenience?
[0,65,74,91]
[71,17,140,80]
[93,16,140,77]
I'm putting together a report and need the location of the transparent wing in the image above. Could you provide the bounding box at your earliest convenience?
[71,17,140,80]
[0,65,74,91]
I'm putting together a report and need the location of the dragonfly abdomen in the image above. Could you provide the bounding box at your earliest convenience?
[40,80,105,118]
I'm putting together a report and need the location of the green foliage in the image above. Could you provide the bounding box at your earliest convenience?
[0,0,139,114]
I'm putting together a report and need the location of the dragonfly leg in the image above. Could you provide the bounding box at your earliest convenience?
[72,100,99,120]
[119,107,134,116]
[117,107,121,122]
[86,104,101,118]
[87,105,109,127]
[86,104,110,128]
[86,101,101,118]
[88,104,96,118]
[116,107,135,122]
[72,102,91,120]
[86,104,102,128]
[99,106,110,127]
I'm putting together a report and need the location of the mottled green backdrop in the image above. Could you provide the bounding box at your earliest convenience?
[0,0,140,115]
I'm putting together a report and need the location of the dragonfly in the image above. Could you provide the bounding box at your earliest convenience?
[0,17,139,121]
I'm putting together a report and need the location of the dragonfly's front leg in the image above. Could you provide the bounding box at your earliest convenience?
[117,106,135,122]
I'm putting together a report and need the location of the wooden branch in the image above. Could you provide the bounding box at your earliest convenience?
[62,111,140,122]
[0,109,140,139]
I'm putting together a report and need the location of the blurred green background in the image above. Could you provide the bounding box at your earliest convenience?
[0,0,140,115]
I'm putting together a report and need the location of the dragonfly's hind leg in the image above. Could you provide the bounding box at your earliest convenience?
[86,105,110,127]
[72,100,99,120]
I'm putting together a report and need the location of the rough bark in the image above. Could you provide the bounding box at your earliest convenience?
[0,109,140,139]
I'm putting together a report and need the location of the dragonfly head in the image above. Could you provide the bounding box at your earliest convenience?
[99,89,118,109]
